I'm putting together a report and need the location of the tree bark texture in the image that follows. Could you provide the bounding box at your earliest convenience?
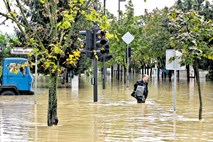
[47,73,59,126]
[193,59,202,120]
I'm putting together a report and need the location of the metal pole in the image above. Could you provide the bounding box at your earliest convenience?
[93,28,98,102]
[93,0,98,102]
[103,0,106,89]
[126,45,129,87]
[173,51,177,111]
[118,0,120,21]
[104,0,106,15]
[94,57,98,102]
[102,54,106,89]
[34,55,38,104]
[174,68,177,111]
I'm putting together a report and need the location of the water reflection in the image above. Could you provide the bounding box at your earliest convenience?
[0,74,213,141]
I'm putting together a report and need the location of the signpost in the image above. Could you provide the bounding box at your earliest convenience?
[122,32,134,87]
[166,49,185,111]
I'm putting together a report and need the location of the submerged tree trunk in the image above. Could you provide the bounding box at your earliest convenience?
[124,67,126,84]
[157,67,160,79]
[117,64,120,81]
[47,72,58,126]
[193,59,202,120]
[150,67,152,78]
[141,65,144,76]
[186,65,190,82]
[111,65,114,78]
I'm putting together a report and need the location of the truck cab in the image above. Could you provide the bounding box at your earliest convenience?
[0,58,34,95]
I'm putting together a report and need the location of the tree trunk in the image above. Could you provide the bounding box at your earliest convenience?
[186,65,190,82]
[168,70,172,81]
[141,65,144,76]
[117,64,120,81]
[124,67,126,84]
[157,67,160,79]
[47,72,59,126]
[193,59,202,120]
[177,70,180,80]
[146,67,149,76]
[150,67,152,78]
[111,65,113,78]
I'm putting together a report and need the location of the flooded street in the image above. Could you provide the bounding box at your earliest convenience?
[0,74,213,142]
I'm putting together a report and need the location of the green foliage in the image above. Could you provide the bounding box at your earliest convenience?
[106,0,172,70]
[168,9,213,66]
[175,0,213,20]
[0,0,110,75]
[107,0,147,69]
[0,34,21,60]
[139,8,171,68]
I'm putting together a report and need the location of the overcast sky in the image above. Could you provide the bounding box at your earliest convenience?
[104,0,176,16]
[0,0,176,35]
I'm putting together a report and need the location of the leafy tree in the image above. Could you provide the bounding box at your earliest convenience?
[0,0,109,126]
[0,33,23,60]
[106,0,131,79]
[175,0,213,79]
[168,9,213,120]
[107,0,148,80]
[137,8,171,77]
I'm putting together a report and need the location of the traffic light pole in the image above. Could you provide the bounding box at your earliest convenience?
[93,28,98,102]
[93,0,98,102]
[94,56,98,102]
[102,54,106,89]
[126,45,130,87]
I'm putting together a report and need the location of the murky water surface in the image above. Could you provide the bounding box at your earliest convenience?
[0,74,213,142]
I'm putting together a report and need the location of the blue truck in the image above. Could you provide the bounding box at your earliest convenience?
[0,58,34,95]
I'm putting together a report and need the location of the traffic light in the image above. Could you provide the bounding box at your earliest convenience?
[94,29,112,62]
[95,30,109,54]
[79,30,93,58]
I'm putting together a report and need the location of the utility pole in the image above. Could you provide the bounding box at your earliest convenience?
[104,0,106,15]
[118,0,126,21]
[102,54,106,89]
[102,0,106,89]
[118,0,120,21]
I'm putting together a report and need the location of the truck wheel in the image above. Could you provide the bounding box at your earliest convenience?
[1,90,16,95]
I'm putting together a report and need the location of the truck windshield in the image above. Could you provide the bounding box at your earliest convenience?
[7,62,28,76]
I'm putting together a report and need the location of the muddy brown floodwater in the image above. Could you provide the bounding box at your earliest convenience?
[0,74,213,142]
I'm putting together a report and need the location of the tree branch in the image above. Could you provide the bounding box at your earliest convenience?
[3,0,28,39]
[15,0,31,30]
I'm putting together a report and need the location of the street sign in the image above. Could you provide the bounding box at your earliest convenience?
[122,32,134,45]
[11,47,33,55]
[165,49,185,112]
[122,32,134,88]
